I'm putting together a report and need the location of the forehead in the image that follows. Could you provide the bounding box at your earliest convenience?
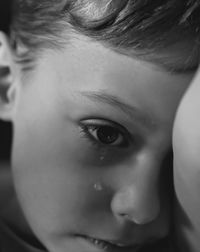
[29,35,192,127]
[114,39,199,74]
[59,33,198,77]
[33,34,194,94]
[52,34,193,89]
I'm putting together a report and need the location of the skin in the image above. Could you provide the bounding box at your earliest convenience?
[173,67,200,252]
[0,32,196,252]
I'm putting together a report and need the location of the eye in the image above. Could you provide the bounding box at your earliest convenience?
[80,119,130,148]
[89,125,123,145]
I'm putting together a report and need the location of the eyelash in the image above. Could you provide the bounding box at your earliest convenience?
[79,119,131,149]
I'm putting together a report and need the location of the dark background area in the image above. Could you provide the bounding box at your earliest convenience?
[0,0,12,33]
[0,0,13,161]
[0,121,12,161]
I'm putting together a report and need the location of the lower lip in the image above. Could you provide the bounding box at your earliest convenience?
[77,235,140,252]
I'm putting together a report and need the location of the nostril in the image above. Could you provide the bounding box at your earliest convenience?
[131,212,159,225]
[119,209,160,225]
[130,201,161,225]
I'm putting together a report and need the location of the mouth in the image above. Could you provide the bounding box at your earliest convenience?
[77,235,141,252]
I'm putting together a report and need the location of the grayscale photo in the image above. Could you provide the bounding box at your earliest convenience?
[0,1,200,251]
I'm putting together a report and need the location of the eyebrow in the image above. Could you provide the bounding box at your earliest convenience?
[79,90,156,130]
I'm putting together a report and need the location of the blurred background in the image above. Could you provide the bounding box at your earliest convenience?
[0,121,12,161]
[0,0,13,162]
[0,0,12,34]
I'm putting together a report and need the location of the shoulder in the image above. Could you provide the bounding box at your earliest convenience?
[0,162,13,209]
[0,163,46,252]
[0,163,25,235]
[0,162,30,235]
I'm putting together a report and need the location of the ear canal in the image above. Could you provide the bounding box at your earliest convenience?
[0,32,19,121]
[0,66,12,104]
[0,66,10,77]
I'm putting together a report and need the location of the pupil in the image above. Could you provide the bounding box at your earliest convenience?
[97,126,119,144]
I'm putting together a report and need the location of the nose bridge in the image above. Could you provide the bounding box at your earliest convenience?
[111,152,161,225]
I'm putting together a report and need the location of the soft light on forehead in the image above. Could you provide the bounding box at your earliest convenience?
[117,43,199,75]
[79,90,157,130]
[68,35,198,79]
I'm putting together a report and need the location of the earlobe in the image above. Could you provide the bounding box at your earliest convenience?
[0,31,19,121]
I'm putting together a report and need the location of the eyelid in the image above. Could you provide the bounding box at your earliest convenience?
[80,118,130,135]
[79,118,134,147]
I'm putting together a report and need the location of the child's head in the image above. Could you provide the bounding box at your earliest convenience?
[0,1,200,251]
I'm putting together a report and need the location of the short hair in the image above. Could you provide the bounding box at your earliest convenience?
[9,0,200,71]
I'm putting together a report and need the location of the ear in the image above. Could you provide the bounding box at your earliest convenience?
[0,31,19,121]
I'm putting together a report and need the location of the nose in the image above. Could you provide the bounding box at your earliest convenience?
[111,156,161,225]
[111,183,160,224]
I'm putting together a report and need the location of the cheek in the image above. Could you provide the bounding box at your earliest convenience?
[12,116,108,235]
[12,146,99,239]
[12,122,79,226]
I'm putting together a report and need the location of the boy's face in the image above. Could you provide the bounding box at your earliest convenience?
[11,36,194,252]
